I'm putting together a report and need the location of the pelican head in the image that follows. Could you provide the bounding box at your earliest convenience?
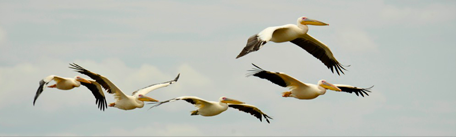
[318,80,341,91]
[298,16,329,26]
[75,76,92,84]
[220,96,244,104]
[137,94,159,102]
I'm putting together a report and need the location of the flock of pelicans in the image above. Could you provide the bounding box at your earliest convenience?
[33,16,374,123]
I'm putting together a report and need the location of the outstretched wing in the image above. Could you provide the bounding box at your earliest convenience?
[334,84,374,97]
[33,75,62,105]
[149,96,212,110]
[132,73,180,97]
[69,63,120,94]
[236,25,292,59]
[236,34,267,59]
[290,34,346,75]
[247,63,307,90]
[80,80,108,111]
[69,63,127,101]
[228,104,272,123]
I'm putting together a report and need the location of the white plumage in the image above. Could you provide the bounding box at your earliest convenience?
[69,63,180,110]
[150,96,273,123]
[237,16,346,75]
[248,64,373,99]
[33,75,108,111]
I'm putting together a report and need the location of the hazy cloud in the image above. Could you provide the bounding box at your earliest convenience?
[333,28,379,52]
[380,3,456,27]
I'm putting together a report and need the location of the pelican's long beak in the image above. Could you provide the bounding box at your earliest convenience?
[138,96,159,102]
[76,77,92,84]
[301,18,329,26]
[321,81,342,91]
[221,97,244,104]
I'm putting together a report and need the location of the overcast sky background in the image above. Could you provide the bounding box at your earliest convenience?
[1,0,455,136]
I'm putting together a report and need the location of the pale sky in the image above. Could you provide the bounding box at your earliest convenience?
[1,0,455,136]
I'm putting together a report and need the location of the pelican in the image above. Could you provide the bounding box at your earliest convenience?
[149,96,272,123]
[236,16,346,75]
[69,63,180,110]
[248,64,373,99]
[33,75,108,111]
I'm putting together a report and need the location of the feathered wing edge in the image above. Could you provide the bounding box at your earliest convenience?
[148,96,206,110]
[69,63,117,94]
[336,85,374,97]
[236,35,267,59]
[290,34,347,75]
[246,63,265,77]
[33,79,48,105]
[33,75,57,105]
[246,63,288,88]
[148,97,181,110]
[132,73,180,96]
[228,104,273,123]
[80,81,108,111]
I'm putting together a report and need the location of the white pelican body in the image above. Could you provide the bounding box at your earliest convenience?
[289,83,325,99]
[150,96,272,123]
[69,63,180,110]
[49,76,82,90]
[198,103,227,116]
[248,64,373,99]
[189,97,228,116]
[113,95,147,110]
[237,16,346,75]
[33,75,108,111]
[259,24,307,43]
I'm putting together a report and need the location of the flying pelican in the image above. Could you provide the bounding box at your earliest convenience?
[248,64,373,99]
[69,63,180,110]
[149,96,272,123]
[33,75,108,111]
[236,16,346,75]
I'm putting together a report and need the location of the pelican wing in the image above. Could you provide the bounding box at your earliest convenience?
[132,73,180,97]
[69,63,127,100]
[248,63,307,89]
[290,34,346,75]
[51,75,66,83]
[80,80,108,111]
[149,96,212,110]
[33,75,60,105]
[334,84,374,97]
[236,25,292,59]
[228,104,272,123]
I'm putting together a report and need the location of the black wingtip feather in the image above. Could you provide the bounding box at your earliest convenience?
[289,38,348,76]
[251,63,263,70]
[69,63,82,71]
[366,85,375,89]
[332,63,347,76]
[248,64,287,88]
[236,35,264,59]
[228,104,272,124]
[148,98,180,110]
[264,115,271,124]
[80,82,108,111]
[174,73,180,82]
[33,80,47,106]
[338,85,374,97]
